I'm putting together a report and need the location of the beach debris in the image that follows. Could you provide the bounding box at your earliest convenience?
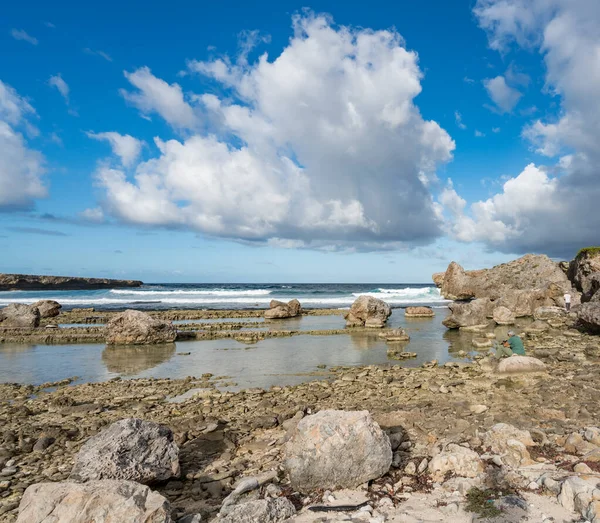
[284,410,392,492]
[344,295,391,328]
[106,309,177,345]
[70,418,180,484]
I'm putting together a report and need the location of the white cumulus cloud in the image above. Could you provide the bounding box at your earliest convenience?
[120,67,199,130]
[0,80,46,210]
[95,13,455,250]
[442,0,600,257]
[483,75,522,113]
[86,131,144,167]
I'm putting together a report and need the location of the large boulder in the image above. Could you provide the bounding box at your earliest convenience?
[106,309,176,345]
[432,272,445,288]
[497,356,546,374]
[578,302,600,333]
[442,298,492,329]
[569,247,600,301]
[345,296,392,328]
[70,418,180,484]
[0,303,40,328]
[492,306,515,325]
[31,299,62,318]
[436,255,576,317]
[16,480,172,523]
[428,444,484,481]
[264,299,302,319]
[283,410,392,492]
[405,306,435,317]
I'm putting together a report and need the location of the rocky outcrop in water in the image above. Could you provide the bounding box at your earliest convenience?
[405,306,435,317]
[437,255,576,317]
[31,300,61,318]
[70,418,180,484]
[106,310,177,345]
[0,304,40,328]
[345,296,391,328]
[16,480,172,523]
[264,299,302,319]
[283,410,392,492]
[442,298,492,329]
[0,273,142,291]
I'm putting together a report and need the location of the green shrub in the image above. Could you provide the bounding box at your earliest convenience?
[576,247,600,258]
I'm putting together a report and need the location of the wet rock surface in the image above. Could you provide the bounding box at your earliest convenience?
[0,304,40,329]
[0,314,599,521]
[107,310,178,345]
[345,296,392,328]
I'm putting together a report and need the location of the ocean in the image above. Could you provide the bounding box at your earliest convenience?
[0,283,449,310]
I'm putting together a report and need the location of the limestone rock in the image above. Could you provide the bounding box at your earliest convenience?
[440,262,476,300]
[428,444,484,481]
[264,299,302,319]
[31,300,62,318]
[216,498,296,523]
[432,272,445,288]
[345,296,391,328]
[578,302,600,333]
[497,356,546,374]
[0,273,143,291]
[283,410,392,492]
[0,303,40,328]
[106,310,177,345]
[438,254,574,316]
[442,298,492,329]
[70,418,180,484]
[16,480,172,523]
[493,306,515,325]
[524,320,549,334]
[378,328,410,342]
[569,248,600,301]
[533,306,567,321]
[481,423,535,468]
[558,476,600,519]
[405,306,435,317]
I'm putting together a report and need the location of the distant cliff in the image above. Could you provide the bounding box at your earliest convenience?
[0,273,143,291]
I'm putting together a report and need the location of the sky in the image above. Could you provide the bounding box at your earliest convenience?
[1,0,598,283]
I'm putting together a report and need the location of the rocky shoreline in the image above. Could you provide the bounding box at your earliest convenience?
[0,273,143,291]
[2,250,600,521]
[1,322,599,521]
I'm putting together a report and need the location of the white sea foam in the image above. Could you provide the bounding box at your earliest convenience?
[109,289,272,296]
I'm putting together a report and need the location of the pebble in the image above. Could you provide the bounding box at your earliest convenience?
[469,404,488,414]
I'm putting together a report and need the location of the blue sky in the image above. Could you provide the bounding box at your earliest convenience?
[1,0,598,282]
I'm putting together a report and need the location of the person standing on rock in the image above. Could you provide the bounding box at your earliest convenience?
[494,330,525,358]
[564,292,572,312]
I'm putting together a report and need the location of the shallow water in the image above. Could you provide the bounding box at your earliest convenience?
[0,310,531,390]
